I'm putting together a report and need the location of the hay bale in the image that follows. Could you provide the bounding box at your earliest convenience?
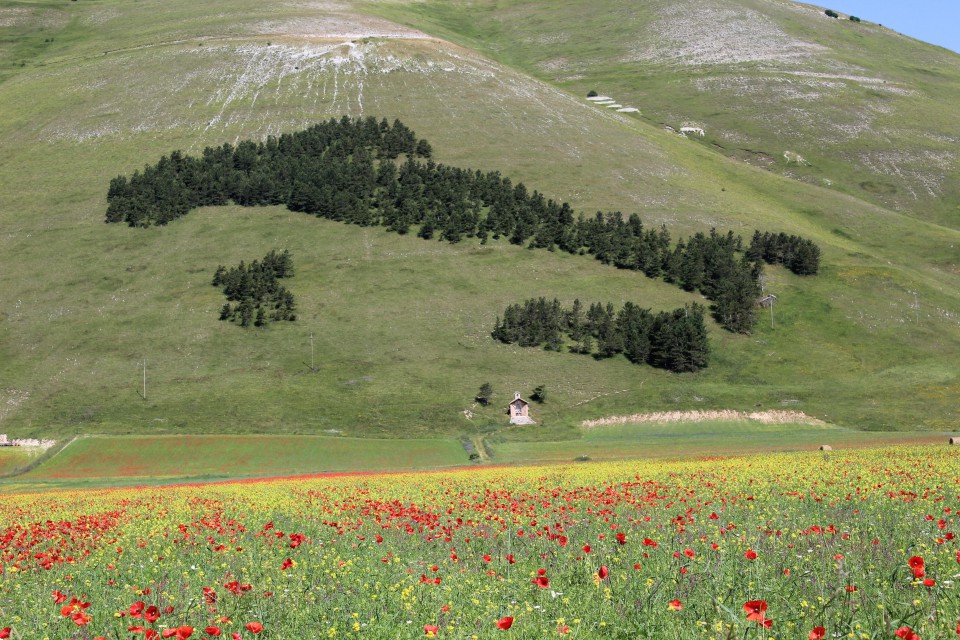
[819,445,833,451]
[950,437,960,445]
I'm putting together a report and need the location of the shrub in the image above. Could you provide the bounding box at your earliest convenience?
[531,385,546,404]
[475,383,493,406]
[849,16,861,22]
[825,9,839,18]
[587,90,598,97]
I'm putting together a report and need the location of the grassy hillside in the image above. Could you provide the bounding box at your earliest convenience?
[0,0,958,443]
[370,0,960,228]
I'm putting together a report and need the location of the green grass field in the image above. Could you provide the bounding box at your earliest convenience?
[16,434,468,482]
[491,421,950,464]
[0,0,958,447]
[2,426,952,494]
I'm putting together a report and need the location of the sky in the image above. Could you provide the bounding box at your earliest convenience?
[794,1,960,53]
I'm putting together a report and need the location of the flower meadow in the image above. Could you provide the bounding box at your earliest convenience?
[2,447,960,639]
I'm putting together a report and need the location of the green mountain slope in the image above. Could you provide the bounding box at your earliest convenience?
[0,0,958,440]
[370,0,960,228]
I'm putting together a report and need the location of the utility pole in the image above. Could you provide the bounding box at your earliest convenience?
[140,358,147,401]
[769,297,775,329]
[309,333,317,372]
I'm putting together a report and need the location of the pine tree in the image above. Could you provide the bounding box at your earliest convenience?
[595,303,623,358]
[531,385,546,403]
[683,304,710,372]
[619,302,653,365]
[476,383,494,406]
[415,139,433,158]
[713,258,760,333]
[237,300,254,327]
[567,298,586,350]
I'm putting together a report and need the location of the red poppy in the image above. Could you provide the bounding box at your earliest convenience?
[144,606,161,623]
[161,627,193,640]
[923,578,936,587]
[845,585,858,593]
[61,597,91,618]
[895,626,920,640]
[668,599,682,610]
[809,627,826,640]
[245,622,263,634]
[743,600,772,627]
[280,558,293,571]
[205,627,222,637]
[615,532,626,545]
[909,556,926,578]
[72,611,93,627]
[424,624,439,636]
[744,549,757,560]
[532,576,549,588]
[0,629,10,639]
[496,617,513,630]
[597,565,609,580]
[582,544,591,553]
[643,538,658,548]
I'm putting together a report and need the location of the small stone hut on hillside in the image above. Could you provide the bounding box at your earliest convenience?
[508,392,535,425]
